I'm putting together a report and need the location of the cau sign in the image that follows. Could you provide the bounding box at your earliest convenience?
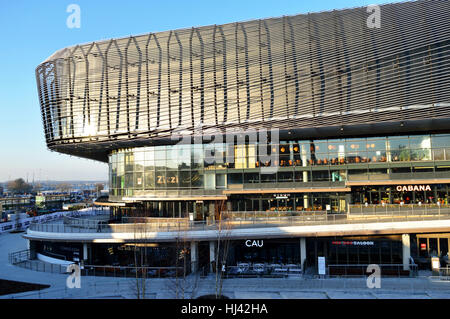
[245,240,264,248]
[396,185,432,192]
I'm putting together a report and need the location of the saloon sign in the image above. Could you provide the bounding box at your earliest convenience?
[395,185,432,192]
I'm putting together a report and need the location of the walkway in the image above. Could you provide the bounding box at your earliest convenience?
[1,232,450,299]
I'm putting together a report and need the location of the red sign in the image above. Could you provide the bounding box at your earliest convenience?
[420,243,427,250]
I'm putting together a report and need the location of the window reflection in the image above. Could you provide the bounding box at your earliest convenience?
[109,133,450,196]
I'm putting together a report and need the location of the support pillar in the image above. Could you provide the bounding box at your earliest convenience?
[300,238,307,271]
[83,243,89,261]
[191,241,198,273]
[209,241,216,273]
[402,234,411,271]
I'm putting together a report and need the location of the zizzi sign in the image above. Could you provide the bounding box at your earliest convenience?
[245,240,264,247]
[395,185,432,192]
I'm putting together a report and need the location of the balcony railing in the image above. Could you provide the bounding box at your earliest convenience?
[28,205,450,234]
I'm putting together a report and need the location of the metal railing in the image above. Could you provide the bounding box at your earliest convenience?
[222,263,303,278]
[349,203,450,216]
[8,249,31,265]
[327,264,419,277]
[437,266,450,280]
[11,259,68,274]
[28,206,450,234]
[81,265,189,278]
[10,257,190,278]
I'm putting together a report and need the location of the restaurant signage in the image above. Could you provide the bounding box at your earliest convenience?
[245,240,264,247]
[395,185,431,192]
[332,241,374,246]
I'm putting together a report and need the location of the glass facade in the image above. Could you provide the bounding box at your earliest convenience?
[109,133,450,198]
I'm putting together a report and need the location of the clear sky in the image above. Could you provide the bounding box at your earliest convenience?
[0,0,403,182]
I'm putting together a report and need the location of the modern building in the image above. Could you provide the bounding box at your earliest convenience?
[28,0,450,275]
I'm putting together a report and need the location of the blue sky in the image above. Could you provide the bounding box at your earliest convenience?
[0,0,403,182]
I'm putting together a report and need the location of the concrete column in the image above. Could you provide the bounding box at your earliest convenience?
[303,195,309,209]
[83,243,89,261]
[300,238,307,271]
[209,241,216,272]
[402,234,411,271]
[191,241,198,273]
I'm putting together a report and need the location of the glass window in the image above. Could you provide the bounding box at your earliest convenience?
[191,171,203,188]
[166,171,179,188]
[155,170,166,188]
[124,153,134,172]
[227,173,243,184]
[134,172,143,189]
[244,173,259,184]
[330,171,341,182]
[292,143,302,166]
[216,174,226,188]
[388,137,409,150]
[191,146,204,169]
[144,148,154,163]
[367,150,387,163]
[346,139,367,163]
[432,134,450,148]
[144,170,155,189]
[314,153,329,165]
[134,151,145,171]
[261,173,276,183]
[327,140,346,165]
[179,171,191,188]
[277,171,293,183]
[125,173,134,188]
[409,135,431,149]
[294,171,304,182]
[155,149,166,168]
[204,173,215,190]
[391,149,410,162]
[234,145,247,169]
[410,149,432,161]
[247,145,257,169]
[366,138,387,151]
[312,170,330,182]
[117,152,124,163]
[203,143,215,159]
[433,149,446,161]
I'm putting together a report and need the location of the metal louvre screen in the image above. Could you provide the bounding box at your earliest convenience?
[36,0,450,162]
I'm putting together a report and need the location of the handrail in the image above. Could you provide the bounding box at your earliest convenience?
[28,208,450,234]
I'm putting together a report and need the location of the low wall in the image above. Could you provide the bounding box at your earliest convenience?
[0,207,109,233]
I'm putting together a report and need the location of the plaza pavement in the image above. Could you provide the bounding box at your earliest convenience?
[1,231,450,299]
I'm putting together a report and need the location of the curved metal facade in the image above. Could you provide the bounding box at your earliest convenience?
[36,0,450,162]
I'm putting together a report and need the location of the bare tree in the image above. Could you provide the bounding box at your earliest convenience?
[129,218,149,299]
[7,178,32,194]
[167,221,200,299]
[56,182,72,193]
[214,201,232,299]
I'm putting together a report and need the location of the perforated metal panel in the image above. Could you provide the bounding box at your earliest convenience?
[36,0,450,162]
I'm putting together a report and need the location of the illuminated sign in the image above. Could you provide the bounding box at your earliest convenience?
[396,185,431,192]
[156,175,179,184]
[332,241,374,246]
[274,193,290,199]
[245,240,264,248]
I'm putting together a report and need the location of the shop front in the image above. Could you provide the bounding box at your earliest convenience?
[228,192,348,213]
[350,184,450,205]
